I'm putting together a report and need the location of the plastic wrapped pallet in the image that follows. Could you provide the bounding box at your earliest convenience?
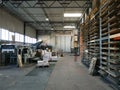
[43,51,52,61]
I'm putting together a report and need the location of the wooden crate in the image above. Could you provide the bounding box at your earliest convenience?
[85,15,90,24]
[90,7,99,20]
[100,0,108,6]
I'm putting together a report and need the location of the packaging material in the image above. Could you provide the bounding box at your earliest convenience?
[51,56,58,61]
[74,41,78,48]
[74,35,78,41]
[36,50,51,67]
[43,51,52,61]
[17,55,23,68]
[37,60,49,67]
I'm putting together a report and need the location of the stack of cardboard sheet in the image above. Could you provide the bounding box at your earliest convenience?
[37,50,51,67]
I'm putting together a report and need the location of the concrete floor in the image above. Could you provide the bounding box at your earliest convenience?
[45,54,113,90]
[0,63,55,90]
[0,54,114,90]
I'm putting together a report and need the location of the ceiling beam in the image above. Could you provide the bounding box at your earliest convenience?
[25,21,77,24]
[15,6,90,8]
[38,0,54,30]
[2,0,91,8]
[37,30,72,31]
[2,0,90,1]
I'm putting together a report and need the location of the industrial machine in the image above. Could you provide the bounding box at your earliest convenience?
[31,41,52,51]
[0,45,17,66]
[18,45,33,64]
[0,45,33,66]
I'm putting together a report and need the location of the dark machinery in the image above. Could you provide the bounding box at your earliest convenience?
[0,45,33,66]
[31,41,52,51]
[18,46,32,64]
[0,45,17,66]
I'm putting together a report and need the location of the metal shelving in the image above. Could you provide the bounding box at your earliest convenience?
[100,0,120,89]
[81,0,120,89]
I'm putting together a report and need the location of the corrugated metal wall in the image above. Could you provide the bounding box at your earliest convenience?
[26,26,36,38]
[38,34,55,47]
[0,8,23,34]
[56,35,71,52]
[0,8,36,38]
[38,34,71,52]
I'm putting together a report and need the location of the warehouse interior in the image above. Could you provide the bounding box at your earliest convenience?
[0,0,120,90]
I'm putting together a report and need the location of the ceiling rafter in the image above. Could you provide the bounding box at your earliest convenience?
[38,30,72,32]
[2,0,90,1]
[1,0,91,8]
[26,21,77,30]
[0,0,92,31]
[25,21,77,24]
[58,1,71,8]
[37,0,54,30]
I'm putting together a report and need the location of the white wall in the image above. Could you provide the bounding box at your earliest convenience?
[38,33,71,52]
[0,8,23,34]
[26,26,36,38]
[0,8,36,39]
[56,35,71,52]
[38,33,55,48]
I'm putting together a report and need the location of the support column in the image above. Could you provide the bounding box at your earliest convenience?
[78,28,80,56]
[23,22,26,45]
[36,30,38,41]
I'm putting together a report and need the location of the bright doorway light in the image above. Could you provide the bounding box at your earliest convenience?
[64,26,76,29]
[64,13,82,17]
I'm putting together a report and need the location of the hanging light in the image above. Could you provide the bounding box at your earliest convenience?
[64,13,82,17]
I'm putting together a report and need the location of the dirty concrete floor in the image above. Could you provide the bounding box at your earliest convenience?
[0,54,114,90]
[45,54,113,90]
[0,63,55,90]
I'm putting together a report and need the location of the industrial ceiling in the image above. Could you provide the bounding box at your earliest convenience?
[0,0,91,33]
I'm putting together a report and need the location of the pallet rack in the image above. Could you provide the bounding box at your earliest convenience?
[99,0,109,77]
[106,0,120,88]
[81,21,89,67]
[99,0,120,89]
[88,9,100,74]
[81,0,120,89]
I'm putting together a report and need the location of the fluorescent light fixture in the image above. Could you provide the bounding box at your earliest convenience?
[46,18,49,21]
[64,26,76,29]
[64,13,82,17]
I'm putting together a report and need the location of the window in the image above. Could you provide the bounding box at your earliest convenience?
[8,31,15,41]
[28,37,30,43]
[25,36,29,43]
[15,33,20,42]
[33,38,36,43]
[0,28,2,40]
[25,36,36,43]
[1,29,9,40]
[29,37,32,43]
[19,34,24,42]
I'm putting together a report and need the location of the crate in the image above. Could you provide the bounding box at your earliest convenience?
[85,15,90,23]
[100,0,108,6]
[90,7,99,20]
